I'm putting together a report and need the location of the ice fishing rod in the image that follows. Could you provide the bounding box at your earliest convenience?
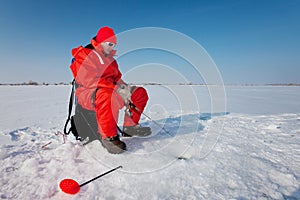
[128,102,170,135]
[59,165,122,195]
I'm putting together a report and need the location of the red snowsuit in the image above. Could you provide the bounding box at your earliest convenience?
[70,38,148,139]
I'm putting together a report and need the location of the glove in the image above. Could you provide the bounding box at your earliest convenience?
[117,83,132,104]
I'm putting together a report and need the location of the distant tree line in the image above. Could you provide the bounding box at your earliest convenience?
[0,80,70,86]
[0,81,299,86]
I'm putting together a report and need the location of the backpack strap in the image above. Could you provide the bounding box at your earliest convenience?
[63,79,75,135]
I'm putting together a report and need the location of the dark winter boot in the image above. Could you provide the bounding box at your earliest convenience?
[101,135,126,154]
[122,125,151,137]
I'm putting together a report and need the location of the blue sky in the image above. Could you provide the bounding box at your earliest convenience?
[0,0,299,84]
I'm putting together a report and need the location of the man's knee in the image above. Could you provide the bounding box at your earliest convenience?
[132,87,148,102]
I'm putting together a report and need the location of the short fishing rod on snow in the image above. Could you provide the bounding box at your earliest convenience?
[59,165,122,195]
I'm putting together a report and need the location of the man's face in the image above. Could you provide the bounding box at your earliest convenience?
[101,42,116,55]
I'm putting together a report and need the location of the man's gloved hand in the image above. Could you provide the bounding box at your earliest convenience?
[116,83,132,104]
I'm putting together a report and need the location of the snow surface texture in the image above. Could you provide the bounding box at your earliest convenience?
[0,85,299,200]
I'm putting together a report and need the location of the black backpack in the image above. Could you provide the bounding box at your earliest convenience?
[63,80,101,144]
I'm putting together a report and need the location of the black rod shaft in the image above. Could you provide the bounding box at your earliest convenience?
[79,166,122,187]
[129,102,170,134]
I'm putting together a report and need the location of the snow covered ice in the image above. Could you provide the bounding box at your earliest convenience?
[0,85,300,199]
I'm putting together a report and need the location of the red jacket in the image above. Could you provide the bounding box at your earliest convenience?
[70,38,123,110]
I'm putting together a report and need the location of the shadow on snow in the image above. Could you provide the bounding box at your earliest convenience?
[122,112,229,153]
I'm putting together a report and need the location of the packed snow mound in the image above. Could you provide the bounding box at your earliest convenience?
[0,85,300,199]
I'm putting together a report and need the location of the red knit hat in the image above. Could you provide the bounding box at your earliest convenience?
[96,26,117,44]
